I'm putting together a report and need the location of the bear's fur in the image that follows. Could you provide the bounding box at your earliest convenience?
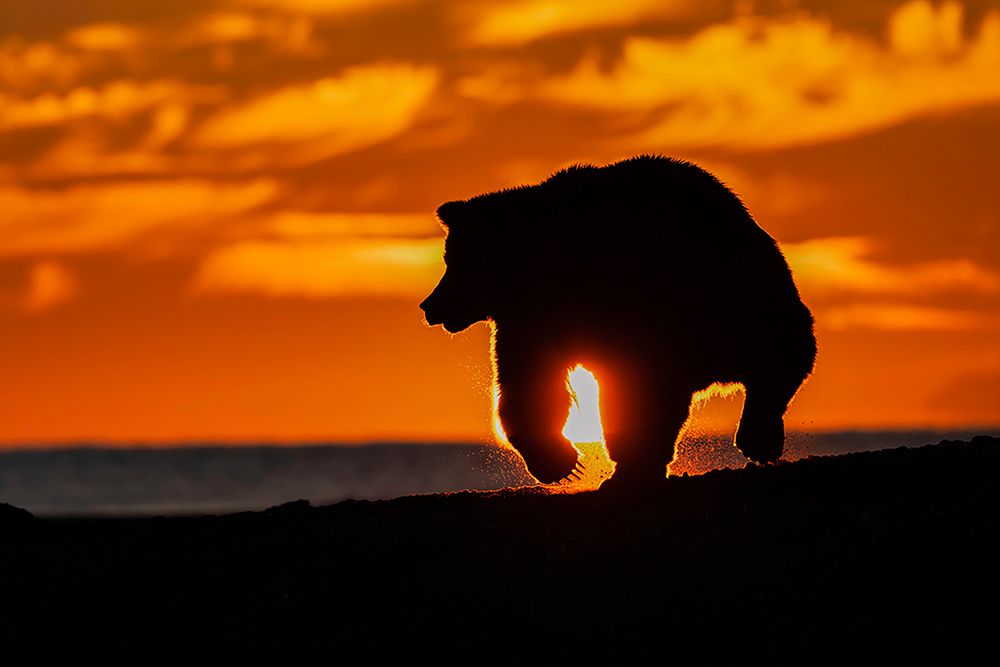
[421,155,817,486]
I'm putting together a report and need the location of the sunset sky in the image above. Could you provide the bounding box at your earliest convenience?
[1,0,998,445]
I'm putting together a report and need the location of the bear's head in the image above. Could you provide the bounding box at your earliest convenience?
[420,200,503,334]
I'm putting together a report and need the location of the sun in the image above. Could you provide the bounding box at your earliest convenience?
[558,364,616,490]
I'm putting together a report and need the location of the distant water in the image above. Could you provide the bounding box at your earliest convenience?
[1,429,995,517]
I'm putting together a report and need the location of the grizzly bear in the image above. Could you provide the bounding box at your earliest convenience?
[421,155,816,487]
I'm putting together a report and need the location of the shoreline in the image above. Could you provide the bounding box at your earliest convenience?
[3,435,998,656]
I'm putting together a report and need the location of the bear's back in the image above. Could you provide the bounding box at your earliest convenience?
[517,157,803,340]
[526,156,785,289]
[541,155,756,239]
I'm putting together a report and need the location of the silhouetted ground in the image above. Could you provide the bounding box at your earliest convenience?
[2,436,998,659]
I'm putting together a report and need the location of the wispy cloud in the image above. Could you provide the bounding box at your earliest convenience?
[0,180,277,256]
[784,236,1000,331]
[184,11,321,52]
[531,0,1000,148]
[0,80,223,132]
[193,237,443,298]
[193,64,439,163]
[783,236,1000,297]
[65,22,144,51]
[822,304,998,331]
[264,211,440,238]
[192,210,443,297]
[233,0,419,16]
[462,0,695,46]
[0,40,91,94]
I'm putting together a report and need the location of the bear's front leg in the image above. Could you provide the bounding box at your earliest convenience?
[495,346,578,485]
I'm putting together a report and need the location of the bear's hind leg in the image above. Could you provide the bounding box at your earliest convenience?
[736,371,808,464]
[602,383,693,490]
[736,306,816,464]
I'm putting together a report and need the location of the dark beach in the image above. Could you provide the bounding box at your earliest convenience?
[3,435,998,658]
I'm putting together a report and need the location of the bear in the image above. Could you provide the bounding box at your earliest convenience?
[420,155,817,488]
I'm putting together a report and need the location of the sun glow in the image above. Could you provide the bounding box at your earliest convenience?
[559,364,616,490]
[491,382,509,446]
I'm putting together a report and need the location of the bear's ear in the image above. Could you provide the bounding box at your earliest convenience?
[435,200,466,228]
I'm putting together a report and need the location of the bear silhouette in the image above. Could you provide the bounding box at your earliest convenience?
[421,155,817,487]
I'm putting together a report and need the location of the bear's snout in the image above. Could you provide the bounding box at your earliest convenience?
[420,296,442,326]
[420,272,485,333]
[421,275,452,327]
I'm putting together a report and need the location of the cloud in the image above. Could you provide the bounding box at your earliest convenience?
[0,179,278,256]
[184,11,320,53]
[193,12,262,43]
[23,261,77,312]
[700,164,829,216]
[782,237,1000,297]
[821,304,998,331]
[0,40,87,94]
[532,0,1000,148]
[193,210,444,297]
[193,64,439,162]
[783,235,1000,331]
[889,0,964,58]
[264,211,440,238]
[455,64,534,105]
[193,237,443,298]
[0,80,223,131]
[232,0,419,16]
[462,0,695,46]
[64,23,143,51]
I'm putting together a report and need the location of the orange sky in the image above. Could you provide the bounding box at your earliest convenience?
[1,0,998,445]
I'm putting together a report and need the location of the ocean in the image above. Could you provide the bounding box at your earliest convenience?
[1,428,995,517]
